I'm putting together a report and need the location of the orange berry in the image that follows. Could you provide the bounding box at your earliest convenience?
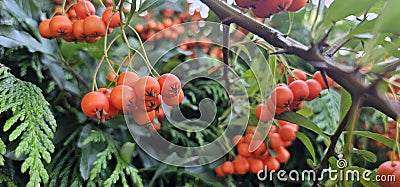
[278,125,296,142]
[237,143,251,157]
[222,161,235,175]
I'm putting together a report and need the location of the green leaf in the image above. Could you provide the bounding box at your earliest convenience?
[149,163,178,186]
[119,142,135,164]
[296,132,316,163]
[286,12,294,35]
[349,131,395,147]
[339,90,352,123]
[137,0,167,14]
[347,19,377,38]
[306,158,315,168]
[324,0,377,23]
[369,59,400,73]
[276,112,330,140]
[369,0,386,13]
[184,166,224,186]
[353,149,377,163]
[77,126,97,181]
[233,43,252,61]
[376,0,400,34]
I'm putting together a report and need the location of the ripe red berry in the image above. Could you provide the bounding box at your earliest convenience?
[214,166,225,177]
[74,1,96,19]
[249,158,264,173]
[305,79,322,101]
[289,101,303,112]
[39,19,53,39]
[275,106,289,115]
[158,73,181,98]
[235,0,253,8]
[286,0,308,12]
[255,103,273,122]
[275,146,291,163]
[278,125,296,142]
[222,161,235,175]
[288,69,307,83]
[249,140,267,155]
[268,133,283,149]
[271,86,294,108]
[313,71,333,89]
[289,80,309,101]
[49,15,73,37]
[237,143,251,157]
[233,155,250,175]
[110,85,136,111]
[81,91,110,120]
[264,156,280,171]
[102,7,122,28]
[117,71,140,88]
[232,135,245,145]
[377,161,400,187]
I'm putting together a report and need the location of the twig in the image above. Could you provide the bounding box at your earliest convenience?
[316,26,333,51]
[326,39,350,57]
[222,21,231,92]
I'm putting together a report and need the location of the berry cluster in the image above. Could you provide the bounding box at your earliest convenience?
[134,9,202,41]
[81,71,183,130]
[39,0,121,43]
[256,70,333,122]
[235,0,308,18]
[377,161,400,187]
[178,37,224,60]
[214,121,298,176]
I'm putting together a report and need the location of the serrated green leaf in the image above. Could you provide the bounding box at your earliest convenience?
[296,132,316,163]
[276,112,330,139]
[353,149,377,163]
